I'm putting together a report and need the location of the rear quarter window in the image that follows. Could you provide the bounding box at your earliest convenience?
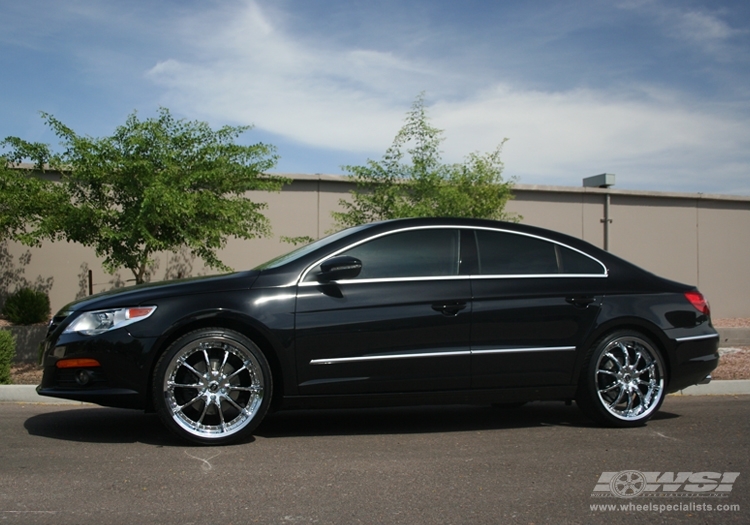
[474,229,605,276]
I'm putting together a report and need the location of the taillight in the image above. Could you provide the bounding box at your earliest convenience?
[684,291,710,317]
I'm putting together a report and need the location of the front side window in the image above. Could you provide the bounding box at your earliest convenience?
[335,228,460,280]
[474,230,605,276]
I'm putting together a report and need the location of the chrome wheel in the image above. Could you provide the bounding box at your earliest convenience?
[577,330,666,427]
[595,336,664,421]
[154,329,271,444]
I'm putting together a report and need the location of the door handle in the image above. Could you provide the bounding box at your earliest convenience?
[432,302,467,316]
[566,296,595,308]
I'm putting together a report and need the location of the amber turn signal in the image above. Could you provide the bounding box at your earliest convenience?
[56,358,101,369]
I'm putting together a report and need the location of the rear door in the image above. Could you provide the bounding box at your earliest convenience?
[295,227,473,395]
[468,228,606,388]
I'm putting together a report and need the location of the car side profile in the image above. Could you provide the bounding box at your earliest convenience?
[38,218,720,444]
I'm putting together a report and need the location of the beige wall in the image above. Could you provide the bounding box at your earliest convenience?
[3,175,749,318]
[696,200,750,317]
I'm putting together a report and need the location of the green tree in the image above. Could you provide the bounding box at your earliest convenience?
[332,95,518,229]
[2,108,284,284]
[0,159,59,244]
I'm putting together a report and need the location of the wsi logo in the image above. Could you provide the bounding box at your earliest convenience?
[592,471,740,498]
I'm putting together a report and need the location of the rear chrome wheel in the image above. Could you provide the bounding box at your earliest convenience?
[577,331,665,427]
[154,328,271,445]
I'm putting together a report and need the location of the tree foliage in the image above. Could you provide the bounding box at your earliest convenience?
[0,160,59,244]
[332,95,518,229]
[2,108,284,283]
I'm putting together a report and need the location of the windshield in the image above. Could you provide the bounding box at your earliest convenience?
[254,224,370,270]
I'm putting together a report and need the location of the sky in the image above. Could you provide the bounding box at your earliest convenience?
[1,0,749,194]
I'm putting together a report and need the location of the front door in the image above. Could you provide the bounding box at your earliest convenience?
[295,227,472,395]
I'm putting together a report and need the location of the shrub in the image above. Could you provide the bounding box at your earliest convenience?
[0,330,15,384]
[2,288,51,325]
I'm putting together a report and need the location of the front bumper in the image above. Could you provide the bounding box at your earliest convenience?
[37,328,157,410]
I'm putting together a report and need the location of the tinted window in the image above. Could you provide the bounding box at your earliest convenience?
[557,245,605,274]
[338,229,460,279]
[475,230,604,275]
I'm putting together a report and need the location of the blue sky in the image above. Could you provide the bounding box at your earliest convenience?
[1,0,749,194]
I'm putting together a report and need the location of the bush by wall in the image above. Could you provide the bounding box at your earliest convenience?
[0,330,15,384]
[2,288,51,325]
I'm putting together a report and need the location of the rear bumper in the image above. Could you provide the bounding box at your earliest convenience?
[666,333,720,392]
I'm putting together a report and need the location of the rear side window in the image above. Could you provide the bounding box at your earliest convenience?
[556,245,605,274]
[340,228,460,279]
[474,230,604,276]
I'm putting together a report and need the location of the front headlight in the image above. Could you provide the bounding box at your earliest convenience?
[63,306,157,336]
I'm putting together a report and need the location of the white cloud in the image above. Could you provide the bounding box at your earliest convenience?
[147,1,439,152]
[144,0,750,193]
[618,0,744,56]
[433,85,749,191]
[677,10,738,42]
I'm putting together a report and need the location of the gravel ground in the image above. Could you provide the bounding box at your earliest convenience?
[7,319,750,384]
[713,317,750,328]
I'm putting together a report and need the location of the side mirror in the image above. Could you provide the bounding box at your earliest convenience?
[318,255,362,282]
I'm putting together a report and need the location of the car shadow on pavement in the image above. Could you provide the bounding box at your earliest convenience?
[23,407,194,447]
[23,402,681,445]
[257,401,681,437]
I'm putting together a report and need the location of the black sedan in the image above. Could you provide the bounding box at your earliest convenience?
[38,218,719,444]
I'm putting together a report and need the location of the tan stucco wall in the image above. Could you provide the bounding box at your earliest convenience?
[3,175,749,318]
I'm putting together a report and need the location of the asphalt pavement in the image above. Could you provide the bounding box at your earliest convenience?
[1,396,748,524]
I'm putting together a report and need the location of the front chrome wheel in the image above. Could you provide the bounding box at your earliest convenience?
[154,329,271,445]
[577,331,666,427]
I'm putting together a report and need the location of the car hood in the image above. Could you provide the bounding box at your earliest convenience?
[58,270,261,313]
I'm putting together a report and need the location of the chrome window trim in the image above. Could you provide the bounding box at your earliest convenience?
[310,345,577,365]
[674,333,720,342]
[296,224,608,285]
[300,275,468,287]
[297,273,606,287]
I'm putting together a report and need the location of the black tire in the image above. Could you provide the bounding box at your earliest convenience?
[152,328,272,445]
[576,330,666,427]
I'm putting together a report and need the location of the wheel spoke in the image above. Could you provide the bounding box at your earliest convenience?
[634,363,655,378]
[181,362,204,380]
[608,386,626,408]
[168,381,203,390]
[225,366,248,382]
[228,385,261,394]
[598,382,620,394]
[176,393,203,412]
[633,387,648,411]
[603,352,622,370]
[217,399,226,428]
[219,350,230,375]
[222,393,244,412]
[625,391,635,413]
[617,342,631,367]
[196,398,210,424]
